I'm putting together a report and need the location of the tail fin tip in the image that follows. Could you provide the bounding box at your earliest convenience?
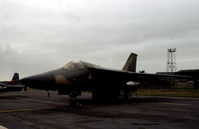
[11,73,19,85]
[122,53,137,72]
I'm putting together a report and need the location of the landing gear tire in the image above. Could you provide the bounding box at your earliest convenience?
[69,99,80,107]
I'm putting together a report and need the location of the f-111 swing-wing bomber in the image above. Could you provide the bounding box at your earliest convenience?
[19,53,190,106]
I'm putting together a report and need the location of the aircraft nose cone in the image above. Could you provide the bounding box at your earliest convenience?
[20,72,55,90]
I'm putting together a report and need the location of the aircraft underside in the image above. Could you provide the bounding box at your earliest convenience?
[57,83,137,106]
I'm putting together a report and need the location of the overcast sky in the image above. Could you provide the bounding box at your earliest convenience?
[0,0,199,80]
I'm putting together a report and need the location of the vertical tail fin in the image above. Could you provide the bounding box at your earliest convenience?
[11,73,19,85]
[122,53,137,72]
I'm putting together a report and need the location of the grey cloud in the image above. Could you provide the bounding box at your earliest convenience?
[0,0,199,80]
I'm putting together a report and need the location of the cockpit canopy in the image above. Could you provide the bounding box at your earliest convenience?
[61,60,100,71]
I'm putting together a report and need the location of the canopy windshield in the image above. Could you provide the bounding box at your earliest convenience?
[61,61,85,71]
[61,60,101,71]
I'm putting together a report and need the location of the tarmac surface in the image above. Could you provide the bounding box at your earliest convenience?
[0,90,199,129]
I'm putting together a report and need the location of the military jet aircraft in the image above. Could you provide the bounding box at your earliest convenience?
[0,73,24,93]
[19,53,190,106]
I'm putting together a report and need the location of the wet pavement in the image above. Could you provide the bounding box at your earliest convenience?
[0,90,199,129]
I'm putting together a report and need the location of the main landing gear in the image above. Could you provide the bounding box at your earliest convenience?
[68,92,81,107]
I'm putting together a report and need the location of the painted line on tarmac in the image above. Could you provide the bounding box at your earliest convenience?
[0,125,8,129]
[26,98,68,106]
[0,107,53,113]
[163,102,190,106]
[158,108,188,112]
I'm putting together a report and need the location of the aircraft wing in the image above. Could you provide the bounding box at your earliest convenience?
[88,67,192,85]
[0,82,7,86]
[0,82,24,93]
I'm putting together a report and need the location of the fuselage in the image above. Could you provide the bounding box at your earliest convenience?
[20,61,100,93]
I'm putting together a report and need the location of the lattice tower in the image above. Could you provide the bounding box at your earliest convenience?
[167,48,177,72]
